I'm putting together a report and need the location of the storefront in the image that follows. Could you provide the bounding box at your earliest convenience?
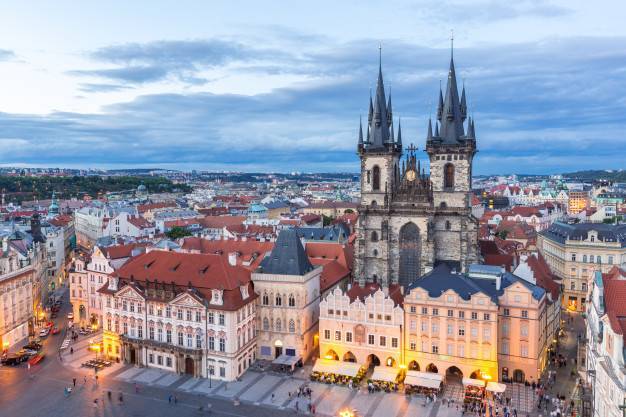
[369,366,402,392]
[311,358,365,386]
[404,370,443,396]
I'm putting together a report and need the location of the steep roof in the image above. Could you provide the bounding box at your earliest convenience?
[200,215,246,229]
[541,221,626,247]
[258,229,314,276]
[408,264,545,303]
[346,282,404,307]
[181,237,273,271]
[602,268,626,338]
[109,250,255,311]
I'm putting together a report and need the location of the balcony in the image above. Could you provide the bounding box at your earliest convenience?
[120,334,203,355]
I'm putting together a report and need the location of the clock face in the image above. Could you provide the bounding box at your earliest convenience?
[406,170,416,181]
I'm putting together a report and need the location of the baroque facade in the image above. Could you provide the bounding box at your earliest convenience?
[354,52,479,288]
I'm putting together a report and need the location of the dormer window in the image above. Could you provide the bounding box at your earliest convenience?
[212,289,223,305]
[240,285,249,299]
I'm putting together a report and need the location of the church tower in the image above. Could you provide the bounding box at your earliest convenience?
[425,46,479,271]
[354,50,402,285]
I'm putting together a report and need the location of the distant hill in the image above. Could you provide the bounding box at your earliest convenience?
[562,170,626,182]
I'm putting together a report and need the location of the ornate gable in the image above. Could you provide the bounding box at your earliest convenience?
[171,291,204,308]
[115,285,144,300]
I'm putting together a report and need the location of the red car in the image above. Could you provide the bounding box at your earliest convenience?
[51,327,60,335]
[45,321,54,328]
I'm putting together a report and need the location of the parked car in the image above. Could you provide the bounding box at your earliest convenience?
[67,312,74,320]
[51,327,60,335]
[39,328,50,337]
[23,342,42,351]
[2,354,28,366]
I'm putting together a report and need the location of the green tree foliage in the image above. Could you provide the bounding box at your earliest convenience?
[165,226,192,239]
[0,175,191,203]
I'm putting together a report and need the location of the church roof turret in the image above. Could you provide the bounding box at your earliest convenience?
[460,84,467,121]
[358,115,364,146]
[397,118,403,147]
[427,118,433,141]
[437,85,444,121]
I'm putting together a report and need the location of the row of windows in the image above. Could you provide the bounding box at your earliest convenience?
[571,253,613,264]
[410,306,491,321]
[262,317,296,333]
[409,341,491,359]
[148,353,172,367]
[323,329,399,348]
[261,294,296,307]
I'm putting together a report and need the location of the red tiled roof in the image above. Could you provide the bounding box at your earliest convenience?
[602,268,626,337]
[346,283,404,307]
[200,216,246,229]
[181,237,273,271]
[526,253,560,299]
[484,254,516,272]
[509,206,543,218]
[110,250,255,311]
[128,216,154,229]
[102,243,148,260]
[49,214,73,227]
[300,214,322,224]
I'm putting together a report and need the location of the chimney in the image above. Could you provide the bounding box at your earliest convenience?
[400,286,405,295]
[382,285,389,296]
[496,273,502,291]
[228,252,237,266]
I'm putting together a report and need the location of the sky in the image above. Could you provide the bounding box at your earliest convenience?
[1,0,625,174]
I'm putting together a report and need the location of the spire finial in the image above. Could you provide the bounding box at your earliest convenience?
[379,42,382,71]
[450,29,454,59]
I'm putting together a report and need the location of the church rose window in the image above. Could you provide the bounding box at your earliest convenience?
[399,222,421,287]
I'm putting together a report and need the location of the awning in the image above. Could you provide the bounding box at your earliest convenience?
[272,354,301,367]
[486,382,506,393]
[404,370,443,389]
[371,366,401,383]
[311,358,363,377]
[462,377,486,387]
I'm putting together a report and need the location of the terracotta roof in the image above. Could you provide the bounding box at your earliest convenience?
[496,220,537,240]
[526,253,560,299]
[109,250,255,311]
[128,216,154,229]
[602,267,626,338]
[305,242,354,273]
[200,216,246,229]
[346,283,404,307]
[102,243,148,260]
[305,201,358,210]
[164,217,204,228]
[300,214,322,224]
[484,254,516,272]
[509,206,543,218]
[49,214,73,227]
[197,207,229,216]
[181,237,273,270]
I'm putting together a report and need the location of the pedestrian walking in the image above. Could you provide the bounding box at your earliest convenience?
[174,395,178,404]
[95,375,98,385]
[72,377,76,387]
[135,383,139,393]
[70,347,73,354]
[168,394,172,404]
[118,392,124,404]
[83,376,87,384]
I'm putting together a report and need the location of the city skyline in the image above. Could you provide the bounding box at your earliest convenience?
[1,1,626,173]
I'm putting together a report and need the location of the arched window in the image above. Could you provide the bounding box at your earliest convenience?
[445,221,451,231]
[289,319,295,333]
[444,163,455,189]
[263,317,269,330]
[583,255,587,263]
[371,200,377,207]
[439,202,447,209]
[367,170,371,184]
[288,294,295,307]
[371,231,378,242]
[275,295,282,306]
[372,165,381,190]
[276,319,282,332]
[399,222,421,287]
[373,249,378,256]
[262,293,269,306]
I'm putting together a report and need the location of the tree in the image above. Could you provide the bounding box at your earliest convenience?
[166,226,191,239]
[322,214,334,226]
[496,230,509,240]
[344,208,355,214]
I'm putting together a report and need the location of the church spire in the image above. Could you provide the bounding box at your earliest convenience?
[460,83,467,121]
[427,118,433,141]
[434,121,440,137]
[390,117,395,144]
[397,118,403,147]
[436,36,465,143]
[358,115,364,145]
[437,82,444,121]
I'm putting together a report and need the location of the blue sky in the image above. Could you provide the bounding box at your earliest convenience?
[0,0,625,174]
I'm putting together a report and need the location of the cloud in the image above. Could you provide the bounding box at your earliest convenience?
[3,36,626,173]
[71,39,295,85]
[78,83,133,93]
[0,48,16,61]
[413,0,571,24]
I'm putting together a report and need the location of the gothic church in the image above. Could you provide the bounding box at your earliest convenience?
[354,51,479,288]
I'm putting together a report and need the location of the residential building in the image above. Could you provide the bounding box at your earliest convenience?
[319,284,403,368]
[403,264,549,383]
[99,250,257,380]
[586,267,626,417]
[253,230,321,362]
[0,237,35,350]
[539,221,626,311]
[569,191,590,215]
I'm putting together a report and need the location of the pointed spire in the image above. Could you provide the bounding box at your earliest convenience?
[368,91,373,122]
[434,121,440,137]
[358,115,364,145]
[397,118,403,147]
[427,118,433,141]
[460,83,467,121]
[437,82,444,121]
[387,91,393,123]
[389,117,395,144]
